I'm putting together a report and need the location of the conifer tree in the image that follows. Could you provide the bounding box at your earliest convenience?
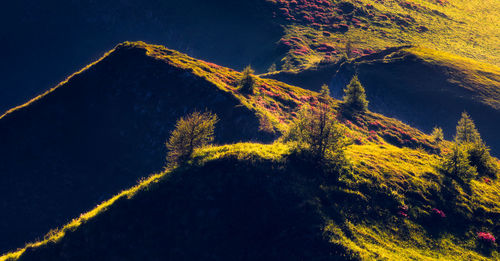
[319,84,331,99]
[455,111,481,143]
[342,75,368,113]
[440,143,477,182]
[431,126,444,143]
[166,111,218,165]
[445,111,498,178]
[239,66,255,94]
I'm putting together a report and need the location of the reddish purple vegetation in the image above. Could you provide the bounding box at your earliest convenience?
[477,232,496,245]
[369,120,386,129]
[269,0,365,32]
[431,208,446,218]
[398,205,409,218]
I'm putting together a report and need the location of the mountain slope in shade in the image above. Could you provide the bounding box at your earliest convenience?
[0,42,279,252]
[264,46,500,156]
[2,142,498,261]
[0,0,282,113]
[1,42,498,260]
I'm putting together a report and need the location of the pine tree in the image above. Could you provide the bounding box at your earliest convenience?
[342,75,368,113]
[465,141,498,178]
[455,111,481,143]
[267,63,277,73]
[319,84,331,99]
[451,112,498,178]
[166,111,218,165]
[239,66,255,94]
[431,126,444,143]
[440,143,477,182]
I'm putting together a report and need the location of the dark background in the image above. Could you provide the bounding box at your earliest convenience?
[0,0,282,113]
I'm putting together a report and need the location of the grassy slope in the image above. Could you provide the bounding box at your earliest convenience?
[263,45,500,156]
[0,42,498,260]
[2,141,498,260]
[0,41,302,252]
[266,0,500,70]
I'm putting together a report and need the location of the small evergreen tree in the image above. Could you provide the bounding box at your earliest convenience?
[465,141,498,178]
[455,111,481,144]
[319,84,331,99]
[166,111,218,165]
[286,104,348,162]
[239,66,255,94]
[431,126,444,143]
[452,112,497,178]
[267,63,277,73]
[440,143,477,182]
[342,75,368,113]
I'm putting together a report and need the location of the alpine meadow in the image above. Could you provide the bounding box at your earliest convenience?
[0,0,499,260]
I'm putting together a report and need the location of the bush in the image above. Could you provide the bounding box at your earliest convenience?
[342,75,368,114]
[166,111,218,165]
[239,66,255,94]
[319,83,331,100]
[285,104,349,164]
[431,126,444,143]
[477,232,496,245]
[465,142,498,178]
[439,143,477,182]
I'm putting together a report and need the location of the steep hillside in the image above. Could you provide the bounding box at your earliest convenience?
[1,0,281,112]
[264,46,500,155]
[266,0,500,70]
[0,42,294,252]
[3,0,499,114]
[2,142,498,260]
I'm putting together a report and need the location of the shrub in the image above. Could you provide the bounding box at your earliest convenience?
[267,63,277,73]
[439,143,477,182]
[285,104,349,163]
[342,75,368,114]
[464,141,498,178]
[431,126,444,143]
[431,208,446,218]
[477,232,496,245]
[319,83,331,99]
[166,111,218,165]
[239,66,255,94]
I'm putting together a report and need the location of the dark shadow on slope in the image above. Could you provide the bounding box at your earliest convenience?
[0,0,282,113]
[18,158,350,261]
[330,55,500,156]
[0,45,274,252]
[264,49,500,156]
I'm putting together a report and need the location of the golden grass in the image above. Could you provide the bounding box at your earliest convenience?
[278,0,500,70]
[1,140,498,260]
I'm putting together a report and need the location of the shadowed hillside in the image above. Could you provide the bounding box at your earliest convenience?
[0,42,276,252]
[264,46,500,156]
[1,42,498,260]
[2,142,498,260]
[0,0,282,113]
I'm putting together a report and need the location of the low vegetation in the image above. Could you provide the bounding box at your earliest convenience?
[166,111,219,165]
[0,42,498,260]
